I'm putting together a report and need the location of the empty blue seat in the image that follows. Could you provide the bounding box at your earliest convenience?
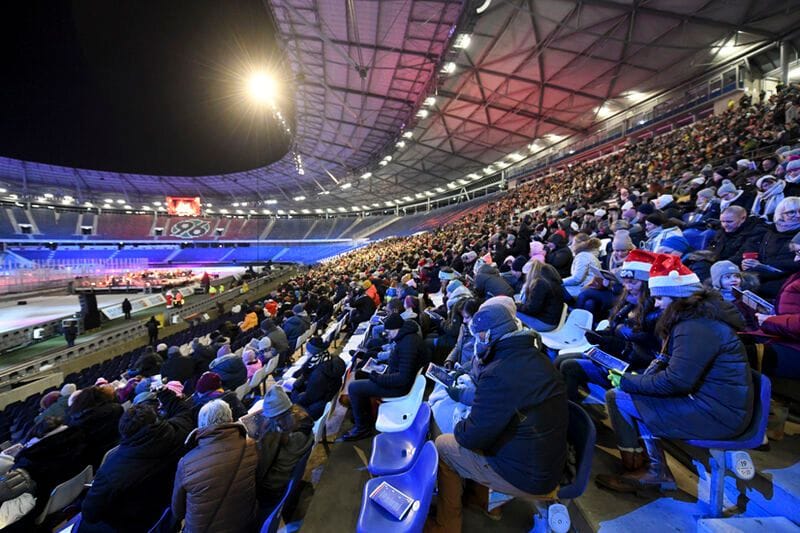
[368,403,430,476]
[357,441,438,533]
[260,447,313,533]
[685,371,770,518]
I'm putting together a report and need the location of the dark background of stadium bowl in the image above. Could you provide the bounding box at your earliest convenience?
[0,0,292,176]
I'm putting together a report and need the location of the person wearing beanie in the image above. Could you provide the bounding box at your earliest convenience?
[597,254,752,494]
[528,240,546,263]
[35,390,70,425]
[261,319,290,363]
[687,187,720,228]
[66,387,124,470]
[210,348,249,391]
[445,279,473,313]
[346,283,378,338]
[752,175,786,220]
[81,388,193,533]
[160,344,195,385]
[474,261,515,299]
[609,231,634,270]
[499,256,529,293]
[242,348,263,381]
[642,211,683,252]
[709,260,743,299]
[253,385,314,511]
[716,179,753,212]
[545,233,573,279]
[342,313,423,441]
[291,337,346,420]
[172,398,259,533]
[424,298,568,533]
[784,158,800,196]
[656,234,693,256]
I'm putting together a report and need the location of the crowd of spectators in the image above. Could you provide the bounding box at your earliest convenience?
[1,84,799,531]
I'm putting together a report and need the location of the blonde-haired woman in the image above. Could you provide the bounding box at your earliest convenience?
[562,234,602,299]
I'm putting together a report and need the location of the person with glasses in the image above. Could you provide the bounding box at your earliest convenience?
[742,196,800,299]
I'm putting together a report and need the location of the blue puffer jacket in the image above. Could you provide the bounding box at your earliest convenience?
[455,330,568,495]
[209,354,248,390]
[621,291,753,439]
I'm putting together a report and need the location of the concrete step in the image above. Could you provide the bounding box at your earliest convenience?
[697,516,800,533]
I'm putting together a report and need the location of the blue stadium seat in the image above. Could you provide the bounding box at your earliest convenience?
[368,402,430,476]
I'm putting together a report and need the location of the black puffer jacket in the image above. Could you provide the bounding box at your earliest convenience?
[744,224,800,299]
[711,216,766,265]
[517,278,564,327]
[68,402,124,470]
[291,355,347,419]
[369,320,423,391]
[545,235,573,279]
[474,264,515,299]
[621,291,753,439]
[161,353,196,384]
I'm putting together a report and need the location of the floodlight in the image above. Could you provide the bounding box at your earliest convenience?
[248,72,277,105]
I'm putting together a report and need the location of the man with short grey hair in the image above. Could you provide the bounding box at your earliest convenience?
[711,206,766,264]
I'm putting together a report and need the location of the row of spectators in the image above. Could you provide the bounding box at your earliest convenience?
[2,84,800,531]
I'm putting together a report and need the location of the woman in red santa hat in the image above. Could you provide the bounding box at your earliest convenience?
[596,254,754,493]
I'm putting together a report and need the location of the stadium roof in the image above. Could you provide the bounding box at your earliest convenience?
[2,0,800,212]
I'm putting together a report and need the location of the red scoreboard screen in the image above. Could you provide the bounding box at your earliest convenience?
[165,197,202,216]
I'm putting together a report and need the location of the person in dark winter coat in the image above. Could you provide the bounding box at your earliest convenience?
[341,314,423,441]
[347,289,377,329]
[545,233,573,279]
[121,298,132,320]
[711,207,767,265]
[3,418,88,521]
[516,261,564,332]
[78,390,194,533]
[146,316,160,345]
[290,339,346,420]
[742,197,800,299]
[425,297,568,533]
[209,353,248,391]
[67,387,124,470]
[253,387,314,515]
[190,372,247,421]
[282,304,311,355]
[261,319,291,362]
[161,346,195,384]
[474,263,515,299]
[172,400,259,533]
[597,256,753,494]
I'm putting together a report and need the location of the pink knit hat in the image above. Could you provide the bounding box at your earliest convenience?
[164,381,184,397]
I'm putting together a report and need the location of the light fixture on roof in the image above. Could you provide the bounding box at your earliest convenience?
[441,62,456,74]
[265,199,278,204]
[595,102,615,119]
[153,201,162,206]
[314,208,323,214]
[116,199,125,204]
[403,195,412,202]
[84,201,93,207]
[341,182,352,189]
[235,209,244,214]
[293,196,306,201]
[277,209,285,214]
[453,34,471,49]
[141,205,150,210]
[318,190,330,195]
[289,209,297,214]
[104,198,113,204]
[457,179,468,185]
[232,202,240,207]
[338,207,346,212]
[435,187,445,193]
[0,188,6,193]
[508,152,524,162]
[326,207,334,213]
[262,209,271,214]
[372,202,380,207]
[416,109,429,119]
[402,131,413,139]
[301,208,310,214]
[569,149,576,154]
[467,173,480,180]
[475,0,492,13]
[362,204,370,210]
[360,172,372,179]
[205,203,212,207]
[124,204,132,210]
[447,182,457,189]
[249,209,257,214]
[206,208,214,213]
[423,96,436,107]
[247,71,278,105]
[395,140,406,149]
[415,192,425,198]
[351,206,360,211]
[241,202,248,207]
[385,201,394,206]
[43,193,54,199]
[220,208,229,214]
[379,160,389,167]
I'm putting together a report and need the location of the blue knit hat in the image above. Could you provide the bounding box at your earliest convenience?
[446,279,463,294]
[658,235,692,254]
[469,297,519,341]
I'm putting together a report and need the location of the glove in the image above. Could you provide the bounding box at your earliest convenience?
[584,330,607,346]
[443,360,454,370]
[608,371,622,389]
[446,385,464,403]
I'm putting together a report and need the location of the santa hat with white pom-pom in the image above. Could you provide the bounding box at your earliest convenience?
[647,254,703,298]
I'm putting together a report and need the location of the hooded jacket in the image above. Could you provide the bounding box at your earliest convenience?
[474,264,515,299]
[291,355,347,419]
[282,313,311,353]
[545,235,573,278]
[172,424,259,533]
[79,395,194,533]
[369,320,423,391]
[209,354,248,390]
[454,330,568,495]
[68,401,124,470]
[621,291,753,439]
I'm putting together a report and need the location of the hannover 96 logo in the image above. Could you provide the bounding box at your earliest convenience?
[170,219,210,239]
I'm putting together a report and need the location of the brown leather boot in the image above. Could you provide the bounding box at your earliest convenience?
[424,460,463,533]
[597,439,676,493]
[619,449,646,472]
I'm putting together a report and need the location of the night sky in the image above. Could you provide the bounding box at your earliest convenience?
[0,0,293,176]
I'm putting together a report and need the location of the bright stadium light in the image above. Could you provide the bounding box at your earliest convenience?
[360,172,372,179]
[476,0,492,14]
[402,131,413,139]
[248,71,277,105]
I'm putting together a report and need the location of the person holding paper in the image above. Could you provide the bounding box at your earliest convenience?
[425,297,568,533]
[597,255,753,494]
